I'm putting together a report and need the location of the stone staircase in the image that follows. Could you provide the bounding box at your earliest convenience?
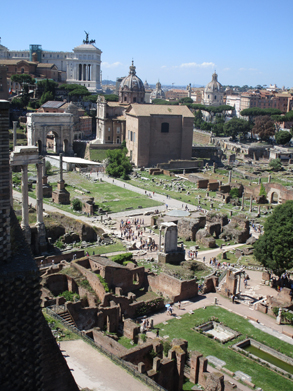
[58,310,77,328]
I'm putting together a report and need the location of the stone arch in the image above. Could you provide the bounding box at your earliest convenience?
[267,187,281,204]
[46,130,59,153]
[270,191,279,204]
[36,140,42,154]
[63,139,69,155]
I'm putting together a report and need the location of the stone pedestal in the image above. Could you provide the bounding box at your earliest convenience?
[157,250,185,265]
[52,180,70,204]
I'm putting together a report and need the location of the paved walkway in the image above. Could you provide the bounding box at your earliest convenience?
[60,339,152,391]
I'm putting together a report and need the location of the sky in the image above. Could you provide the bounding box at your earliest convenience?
[1,0,293,88]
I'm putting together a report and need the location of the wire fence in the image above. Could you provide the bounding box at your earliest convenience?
[45,307,167,391]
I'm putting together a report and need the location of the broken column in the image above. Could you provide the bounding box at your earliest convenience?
[249,196,252,213]
[228,170,232,184]
[268,174,271,183]
[42,157,52,197]
[241,194,244,211]
[258,177,261,185]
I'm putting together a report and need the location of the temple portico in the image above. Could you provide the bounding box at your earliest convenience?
[10,146,47,251]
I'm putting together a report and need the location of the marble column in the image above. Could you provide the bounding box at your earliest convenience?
[13,121,18,149]
[249,196,252,213]
[21,165,31,244]
[159,227,162,252]
[258,177,261,185]
[59,153,63,182]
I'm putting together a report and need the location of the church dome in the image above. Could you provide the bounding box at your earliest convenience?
[120,61,145,92]
[204,72,223,93]
[150,80,165,101]
[119,61,145,104]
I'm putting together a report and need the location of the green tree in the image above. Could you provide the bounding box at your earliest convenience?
[269,158,282,171]
[45,161,52,176]
[254,201,293,275]
[37,79,58,99]
[72,198,82,211]
[106,145,132,179]
[223,117,251,140]
[229,188,239,198]
[11,74,35,85]
[259,183,267,197]
[39,91,54,106]
[275,130,292,145]
[252,115,275,141]
[179,97,193,104]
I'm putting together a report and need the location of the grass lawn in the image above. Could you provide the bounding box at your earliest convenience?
[117,335,137,349]
[90,149,109,162]
[28,172,162,214]
[156,306,293,391]
[86,242,126,256]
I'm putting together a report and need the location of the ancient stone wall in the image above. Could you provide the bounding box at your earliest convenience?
[147,272,198,302]
[177,216,206,241]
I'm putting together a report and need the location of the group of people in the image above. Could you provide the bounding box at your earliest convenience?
[187,250,198,259]
[118,218,158,252]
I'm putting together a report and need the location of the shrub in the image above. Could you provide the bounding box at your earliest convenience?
[269,158,282,171]
[162,340,171,356]
[72,198,82,211]
[259,183,267,197]
[140,333,147,343]
[58,290,80,302]
[45,161,52,175]
[112,253,133,265]
[229,188,239,198]
[97,274,109,292]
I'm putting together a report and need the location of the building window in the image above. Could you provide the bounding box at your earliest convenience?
[215,95,217,99]
[130,131,133,141]
[108,136,110,140]
[133,133,136,142]
[161,122,169,133]
[208,94,210,99]
[133,97,136,103]
[108,127,111,132]
[117,127,120,134]
[21,68,24,74]
[124,96,127,102]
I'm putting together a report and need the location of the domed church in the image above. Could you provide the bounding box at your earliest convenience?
[119,61,145,104]
[202,71,223,106]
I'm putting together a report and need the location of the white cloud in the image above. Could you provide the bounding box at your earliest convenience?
[161,65,167,69]
[102,62,123,68]
[223,67,231,71]
[179,62,215,68]
[239,67,258,72]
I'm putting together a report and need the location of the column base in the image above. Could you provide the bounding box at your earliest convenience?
[21,224,31,245]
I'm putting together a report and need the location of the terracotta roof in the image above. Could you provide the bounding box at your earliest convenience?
[0,59,36,65]
[36,63,56,69]
[126,104,194,118]
[107,101,128,107]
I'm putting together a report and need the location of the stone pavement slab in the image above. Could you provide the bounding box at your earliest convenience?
[60,339,152,391]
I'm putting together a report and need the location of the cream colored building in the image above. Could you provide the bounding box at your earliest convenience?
[202,72,224,106]
[125,104,194,167]
[0,34,102,92]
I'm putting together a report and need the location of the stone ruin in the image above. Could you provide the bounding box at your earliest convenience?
[157,222,185,264]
